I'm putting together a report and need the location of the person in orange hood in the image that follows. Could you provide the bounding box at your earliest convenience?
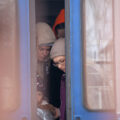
[53,9,65,39]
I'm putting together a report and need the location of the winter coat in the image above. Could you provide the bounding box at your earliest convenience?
[60,74,66,120]
[37,61,50,99]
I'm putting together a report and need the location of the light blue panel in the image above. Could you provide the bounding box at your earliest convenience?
[70,0,83,119]
[17,0,31,119]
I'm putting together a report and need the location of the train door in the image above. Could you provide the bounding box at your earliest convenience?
[68,0,120,120]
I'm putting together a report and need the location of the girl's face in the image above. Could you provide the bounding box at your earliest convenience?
[57,28,65,39]
[53,56,65,72]
[37,91,44,104]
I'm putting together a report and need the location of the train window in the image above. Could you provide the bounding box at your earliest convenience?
[0,0,20,112]
[83,0,115,110]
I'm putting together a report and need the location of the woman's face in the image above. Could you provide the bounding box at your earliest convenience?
[53,56,65,72]
[37,46,51,62]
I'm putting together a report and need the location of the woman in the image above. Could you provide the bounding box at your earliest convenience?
[50,38,66,120]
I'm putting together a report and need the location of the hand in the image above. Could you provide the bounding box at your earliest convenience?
[38,104,56,115]
[38,104,60,118]
[54,108,60,119]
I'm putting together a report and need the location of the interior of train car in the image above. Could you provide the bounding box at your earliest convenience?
[35,0,64,26]
[35,0,65,120]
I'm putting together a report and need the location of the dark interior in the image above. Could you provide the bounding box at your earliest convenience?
[35,0,64,27]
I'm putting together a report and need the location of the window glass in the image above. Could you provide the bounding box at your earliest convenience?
[83,0,115,110]
[0,0,20,112]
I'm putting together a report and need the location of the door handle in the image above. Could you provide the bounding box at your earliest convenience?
[75,116,81,120]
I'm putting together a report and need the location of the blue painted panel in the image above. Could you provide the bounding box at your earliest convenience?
[70,0,116,120]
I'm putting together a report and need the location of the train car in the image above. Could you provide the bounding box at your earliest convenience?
[0,0,120,120]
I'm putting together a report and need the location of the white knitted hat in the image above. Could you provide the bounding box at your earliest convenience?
[50,38,65,59]
[36,22,56,46]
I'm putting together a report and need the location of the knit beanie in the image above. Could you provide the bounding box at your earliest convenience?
[50,38,65,59]
[36,22,56,46]
[53,9,65,36]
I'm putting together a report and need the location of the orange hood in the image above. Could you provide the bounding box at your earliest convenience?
[53,9,65,37]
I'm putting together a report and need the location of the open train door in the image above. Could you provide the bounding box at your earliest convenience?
[66,0,120,120]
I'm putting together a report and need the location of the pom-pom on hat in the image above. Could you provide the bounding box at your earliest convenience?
[50,38,65,59]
